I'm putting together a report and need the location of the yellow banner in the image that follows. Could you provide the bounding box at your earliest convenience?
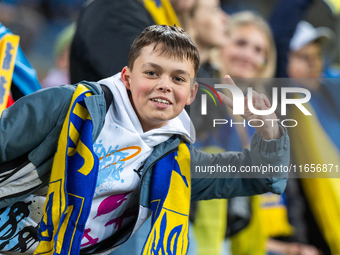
[323,0,340,14]
[0,34,19,114]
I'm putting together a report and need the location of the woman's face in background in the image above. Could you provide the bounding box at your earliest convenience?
[191,0,229,49]
[221,25,269,78]
[170,0,197,14]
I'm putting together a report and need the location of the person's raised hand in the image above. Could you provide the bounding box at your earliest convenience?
[217,75,281,140]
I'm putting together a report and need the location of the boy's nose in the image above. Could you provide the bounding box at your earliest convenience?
[157,78,172,93]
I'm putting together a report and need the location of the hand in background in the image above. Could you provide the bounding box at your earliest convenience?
[218,75,281,140]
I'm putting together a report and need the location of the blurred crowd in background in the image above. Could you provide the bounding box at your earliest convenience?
[1,0,340,254]
[1,0,339,84]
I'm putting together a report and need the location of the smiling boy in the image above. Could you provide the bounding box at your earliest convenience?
[0,25,289,255]
[121,44,196,132]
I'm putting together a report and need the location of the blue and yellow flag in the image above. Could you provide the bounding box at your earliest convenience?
[259,193,294,237]
[143,0,180,26]
[290,101,340,255]
[0,24,41,97]
[0,34,19,114]
[34,84,99,255]
[142,141,191,255]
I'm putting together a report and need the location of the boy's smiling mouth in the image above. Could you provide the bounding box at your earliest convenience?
[150,97,172,106]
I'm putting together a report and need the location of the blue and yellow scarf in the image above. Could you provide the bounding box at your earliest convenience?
[34,84,192,255]
[34,84,99,255]
[142,141,191,255]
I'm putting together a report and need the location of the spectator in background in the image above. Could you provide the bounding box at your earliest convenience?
[70,0,196,84]
[284,20,339,255]
[270,1,340,253]
[184,0,229,140]
[187,0,229,79]
[181,1,228,254]
[198,11,277,157]
[42,23,75,88]
[196,12,279,255]
[185,8,279,255]
[287,21,335,82]
[219,11,276,80]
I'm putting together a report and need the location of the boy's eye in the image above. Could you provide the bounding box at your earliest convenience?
[146,71,158,76]
[173,77,185,82]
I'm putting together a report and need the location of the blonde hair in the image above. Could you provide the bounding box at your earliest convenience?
[222,11,277,79]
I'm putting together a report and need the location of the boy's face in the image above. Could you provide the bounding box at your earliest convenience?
[121,44,197,132]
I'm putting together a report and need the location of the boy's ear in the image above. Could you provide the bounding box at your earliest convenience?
[121,66,131,90]
[186,81,198,105]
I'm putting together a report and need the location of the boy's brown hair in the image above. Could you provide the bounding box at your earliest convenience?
[127,25,200,77]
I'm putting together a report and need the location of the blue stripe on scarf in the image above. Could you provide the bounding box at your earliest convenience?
[150,151,174,224]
